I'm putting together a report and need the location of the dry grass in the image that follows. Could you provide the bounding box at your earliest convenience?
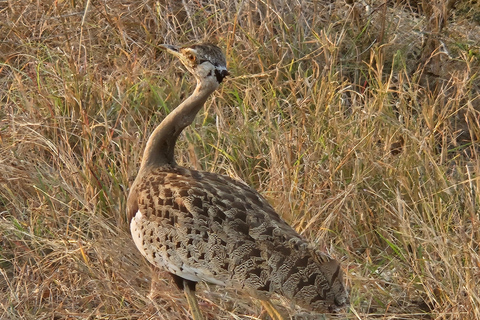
[1,0,480,319]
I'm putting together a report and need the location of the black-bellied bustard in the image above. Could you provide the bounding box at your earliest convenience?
[127,43,349,320]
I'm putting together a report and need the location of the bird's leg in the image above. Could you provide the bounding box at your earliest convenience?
[183,279,205,320]
[170,274,205,320]
[147,267,162,300]
[260,300,287,320]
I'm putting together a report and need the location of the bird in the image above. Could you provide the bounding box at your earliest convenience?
[127,43,349,320]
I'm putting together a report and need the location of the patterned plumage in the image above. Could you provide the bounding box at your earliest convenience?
[127,43,348,319]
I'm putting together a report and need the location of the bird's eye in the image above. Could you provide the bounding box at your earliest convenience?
[186,54,196,62]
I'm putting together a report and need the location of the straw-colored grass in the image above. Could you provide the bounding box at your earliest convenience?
[1,1,479,319]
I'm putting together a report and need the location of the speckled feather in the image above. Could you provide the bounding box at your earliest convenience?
[129,165,348,312]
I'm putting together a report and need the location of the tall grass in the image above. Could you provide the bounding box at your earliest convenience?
[1,1,479,319]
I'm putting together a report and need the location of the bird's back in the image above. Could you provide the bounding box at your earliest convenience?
[128,165,348,312]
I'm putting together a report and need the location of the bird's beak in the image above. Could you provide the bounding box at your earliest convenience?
[159,44,181,58]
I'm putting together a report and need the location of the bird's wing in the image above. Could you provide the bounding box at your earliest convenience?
[131,166,346,310]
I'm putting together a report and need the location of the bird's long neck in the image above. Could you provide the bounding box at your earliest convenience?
[140,79,217,169]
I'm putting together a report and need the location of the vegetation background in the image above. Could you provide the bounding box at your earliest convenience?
[1,0,479,319]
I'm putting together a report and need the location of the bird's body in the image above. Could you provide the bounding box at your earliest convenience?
[127,43,348,318]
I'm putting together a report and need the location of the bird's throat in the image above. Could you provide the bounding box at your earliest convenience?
[139,81,217,169]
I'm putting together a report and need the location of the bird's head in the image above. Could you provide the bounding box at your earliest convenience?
[160,43,229,86]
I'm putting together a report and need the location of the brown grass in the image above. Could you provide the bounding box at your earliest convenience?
[1,0,480,319]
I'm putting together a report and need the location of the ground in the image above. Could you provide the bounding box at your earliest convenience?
[1,1,479,319]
